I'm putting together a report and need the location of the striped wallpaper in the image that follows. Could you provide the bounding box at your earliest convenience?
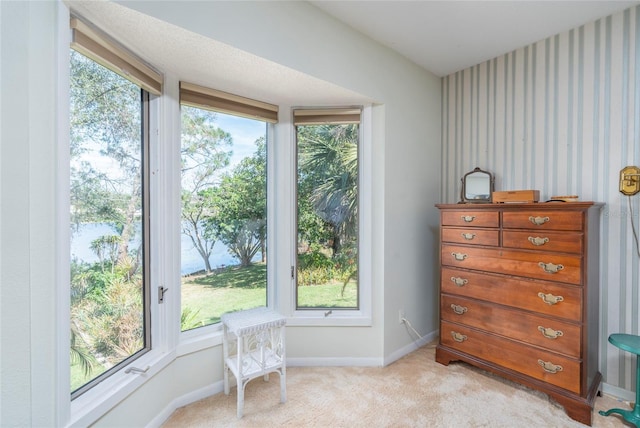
[441,5,640,396]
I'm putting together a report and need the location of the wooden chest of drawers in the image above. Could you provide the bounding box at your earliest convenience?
[435,202,603,425]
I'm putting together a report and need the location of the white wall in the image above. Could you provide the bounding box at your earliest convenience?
[1,1,65,426]
[441,5,640,398]
[0,1,441,426]
[118,0,443,359]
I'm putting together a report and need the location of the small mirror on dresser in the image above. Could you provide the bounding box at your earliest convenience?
[460,167,494,203]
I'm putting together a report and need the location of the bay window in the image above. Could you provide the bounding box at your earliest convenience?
[179,82,276,330]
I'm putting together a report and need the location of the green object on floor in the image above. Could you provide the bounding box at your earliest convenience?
[599,334,640,428]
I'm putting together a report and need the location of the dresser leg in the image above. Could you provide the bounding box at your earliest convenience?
[435,345,456,366]
[546,374,600,427]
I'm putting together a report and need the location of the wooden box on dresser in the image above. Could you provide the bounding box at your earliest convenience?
[435,202,603,426]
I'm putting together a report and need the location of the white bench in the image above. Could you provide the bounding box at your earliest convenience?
[221,306,286,418]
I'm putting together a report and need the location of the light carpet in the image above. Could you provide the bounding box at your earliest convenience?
[163,344,631,427]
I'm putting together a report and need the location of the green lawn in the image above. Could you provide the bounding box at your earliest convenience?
[181,264,268,329]
[181,263,357,330]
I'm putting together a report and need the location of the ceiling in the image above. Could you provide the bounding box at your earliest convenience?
[69,1,640,106]
[310,0,640,76]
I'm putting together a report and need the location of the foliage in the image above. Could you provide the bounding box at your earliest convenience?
[69,50,145,391]
[209,138,267,267]
[180,306,203,331]
[297,244,357,289]
[296,124,359,306]
[297,246,335,285]
[69,50,142,265]
[181,106,233,272]
[297,124,358,256]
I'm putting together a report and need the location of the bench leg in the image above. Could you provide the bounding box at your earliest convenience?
[223,364,230,395]
[280,368,287,403]
[599,354,640,428]
[237,379,247,418]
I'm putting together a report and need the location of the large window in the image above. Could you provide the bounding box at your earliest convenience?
[295,109,361,310]
[69,50,150,396]
[179,83,275,330]
[68,16,161,399]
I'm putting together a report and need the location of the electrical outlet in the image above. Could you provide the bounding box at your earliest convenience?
[399,309,405,324]
[620,166,640,196]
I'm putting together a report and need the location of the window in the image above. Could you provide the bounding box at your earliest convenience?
[179,83,276,330]
[294,109,361,310]
[68,17,161,399]
[69,50,150,396]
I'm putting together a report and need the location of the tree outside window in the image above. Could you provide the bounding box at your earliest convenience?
[180,106,268,331]
[69,50,149,395]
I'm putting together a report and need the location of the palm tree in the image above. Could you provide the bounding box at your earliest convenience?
[297,124,358,256]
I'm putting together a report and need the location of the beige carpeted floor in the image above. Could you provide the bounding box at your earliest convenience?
[163,344,633,427]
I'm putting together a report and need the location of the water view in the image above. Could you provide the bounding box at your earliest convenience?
[70,222,255,275]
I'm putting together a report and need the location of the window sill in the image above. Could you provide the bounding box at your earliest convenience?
[68,350,174,428]
[286,309,372,326]
[177,324,224,357]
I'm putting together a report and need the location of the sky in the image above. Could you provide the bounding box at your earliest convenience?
[215,112,267,169]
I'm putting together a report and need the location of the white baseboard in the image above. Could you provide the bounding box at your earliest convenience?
[384,329,438,366]
[145,381,224,428]
[286,356,383,367]
[601,382,635,403]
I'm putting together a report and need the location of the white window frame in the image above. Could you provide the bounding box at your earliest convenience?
[286,105,373,327]
[176,119,276,355]
[60,16,174,425]
[65,91,176,426]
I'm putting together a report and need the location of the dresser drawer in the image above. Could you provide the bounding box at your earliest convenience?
[441,267,582,322]
[442,227,499,246]
[441,321,581,394]
[441,211,499,228]
[502,230,582,254]
[442,244,582,285]
[503,210,583,231]
[441,294,581,358]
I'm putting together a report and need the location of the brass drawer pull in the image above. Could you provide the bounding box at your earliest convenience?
[461,215,476,223]
[450,276,468,287]
[528,236,549,246]
[450,304,468,315]
[461,232,476,240]
[451,331,467,343]
[538,359,563,374]
[538,326,564,339]
[538,262,563,274]
[529,216,550,226]
[537,292,564,305]
[451,252,468,261]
